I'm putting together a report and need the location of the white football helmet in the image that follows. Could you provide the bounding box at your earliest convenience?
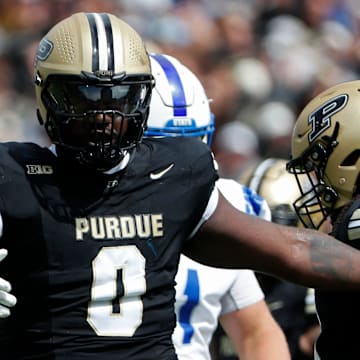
[146,53,214,145]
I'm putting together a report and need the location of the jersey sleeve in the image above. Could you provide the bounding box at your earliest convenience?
[216,178,271,220]
[219,269,264,315]
[190,177,272,238]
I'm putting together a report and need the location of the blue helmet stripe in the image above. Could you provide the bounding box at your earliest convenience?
[150,54,187,117]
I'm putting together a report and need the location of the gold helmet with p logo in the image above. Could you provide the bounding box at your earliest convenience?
[34,12,154,171]
[287,80,360,229]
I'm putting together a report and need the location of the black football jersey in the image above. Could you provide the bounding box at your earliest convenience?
[315,197,360,359]
[0,137,218,359]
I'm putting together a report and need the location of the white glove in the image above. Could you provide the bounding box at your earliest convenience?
[0,249,17,318]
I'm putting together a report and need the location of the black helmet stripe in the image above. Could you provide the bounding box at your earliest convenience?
[100,13,114,71]
[86,13,115,72]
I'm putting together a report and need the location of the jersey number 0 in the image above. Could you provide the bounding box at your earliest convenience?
[87,245,146,336]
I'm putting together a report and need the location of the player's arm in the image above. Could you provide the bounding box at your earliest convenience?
[184,191,360,290]
[0,248,17,318]
[220,299,290,360]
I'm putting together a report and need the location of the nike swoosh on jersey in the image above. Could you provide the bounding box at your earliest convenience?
[150,164,174,180]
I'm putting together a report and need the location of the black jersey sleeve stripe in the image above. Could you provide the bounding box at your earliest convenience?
[86,13,99,72]
[100,13,114,71]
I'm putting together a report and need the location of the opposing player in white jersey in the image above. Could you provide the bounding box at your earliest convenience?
[146,53,290,360]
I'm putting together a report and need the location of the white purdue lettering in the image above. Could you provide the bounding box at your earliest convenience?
[90,217,105,239]
[76,218,90,240]
[74,214,164,240]
[120,216,136,238]
[152,214,163,236]
[105,217,120,239]
[135,215,151,237]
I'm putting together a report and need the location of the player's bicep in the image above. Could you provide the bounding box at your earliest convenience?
[183,191,289,272]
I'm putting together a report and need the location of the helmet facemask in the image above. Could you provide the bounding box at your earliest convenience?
[286,124,340,229]
[39,72,153,171]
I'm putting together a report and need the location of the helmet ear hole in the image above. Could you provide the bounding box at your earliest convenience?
[340,149,360,166]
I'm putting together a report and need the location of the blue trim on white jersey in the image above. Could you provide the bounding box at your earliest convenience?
[178,268,200,344]
[243,186,265,216]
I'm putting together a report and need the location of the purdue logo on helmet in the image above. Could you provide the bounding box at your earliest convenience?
[34,12,154,171]
[308,94,348,143]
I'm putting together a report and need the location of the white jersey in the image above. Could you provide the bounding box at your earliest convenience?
[173,178,271,360]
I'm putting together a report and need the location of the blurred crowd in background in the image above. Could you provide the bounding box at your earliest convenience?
[1,0,360,180]
[0,0,359,358]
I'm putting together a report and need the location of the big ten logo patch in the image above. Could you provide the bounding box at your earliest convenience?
[26,165,53,175]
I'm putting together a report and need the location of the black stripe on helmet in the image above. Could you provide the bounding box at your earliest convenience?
[100,13,114,71]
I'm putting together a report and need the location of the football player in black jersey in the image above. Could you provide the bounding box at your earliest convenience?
[1,12,360,360]
[287,80,360,359]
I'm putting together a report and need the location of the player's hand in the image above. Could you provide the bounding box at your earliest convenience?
[0,249,17,318]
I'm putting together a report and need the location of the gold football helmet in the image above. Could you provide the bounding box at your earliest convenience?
[287,80,360,229]
[241,158,301,226]
[34,12,154,170]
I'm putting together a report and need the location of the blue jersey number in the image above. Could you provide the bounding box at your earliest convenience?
[178,269,200,344]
